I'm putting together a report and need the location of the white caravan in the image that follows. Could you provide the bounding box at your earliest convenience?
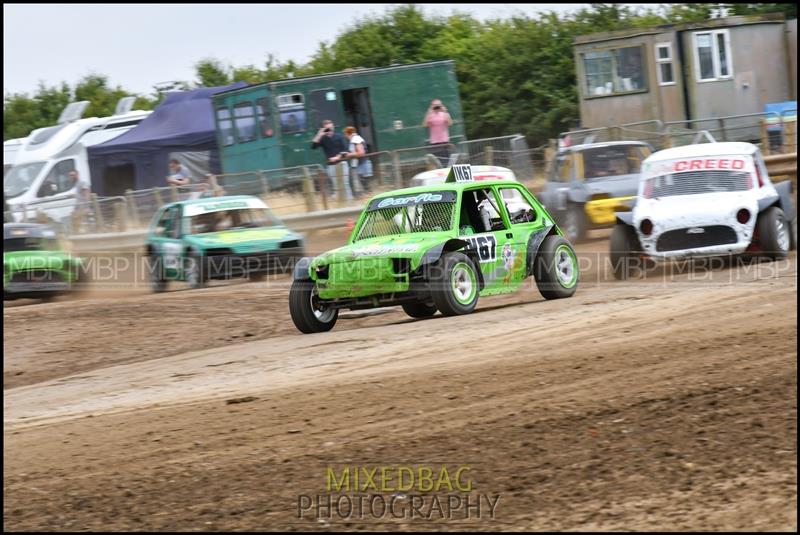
[4,138,28,175]
[4,98,151,223]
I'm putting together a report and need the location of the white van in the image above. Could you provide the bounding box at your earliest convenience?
[4,138,27,175]
[4,98,151,224]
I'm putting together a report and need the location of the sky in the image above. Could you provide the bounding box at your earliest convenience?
[4,3,652,97]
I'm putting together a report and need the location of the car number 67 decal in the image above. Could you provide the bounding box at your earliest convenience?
[462,235,497,263]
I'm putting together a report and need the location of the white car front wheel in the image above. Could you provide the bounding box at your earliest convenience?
[756,207,789,260]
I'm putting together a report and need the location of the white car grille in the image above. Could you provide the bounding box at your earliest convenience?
[645,171,750,198]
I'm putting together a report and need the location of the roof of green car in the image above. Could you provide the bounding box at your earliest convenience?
[162,195,260,209]
[369,179,521,199]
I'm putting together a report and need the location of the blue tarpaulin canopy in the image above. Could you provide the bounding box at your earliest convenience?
[88,82,246,196]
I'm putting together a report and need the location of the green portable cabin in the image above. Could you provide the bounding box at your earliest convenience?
[212,60,466,174]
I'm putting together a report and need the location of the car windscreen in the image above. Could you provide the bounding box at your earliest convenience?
[641,156,753,198]
[583,146,647,180]
[356,191,456,240]
[185,207,280,234]
[4,162,46,198]
[4,237,60,252]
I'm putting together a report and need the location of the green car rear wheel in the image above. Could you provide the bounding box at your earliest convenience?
[534,235,579,299]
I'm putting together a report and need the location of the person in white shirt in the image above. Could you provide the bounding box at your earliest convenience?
[344,126,367,196]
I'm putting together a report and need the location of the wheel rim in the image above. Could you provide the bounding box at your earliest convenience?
[776,217,789,251]
[310,285,335,322]
[451,262,477,305]
[554,244,578,288]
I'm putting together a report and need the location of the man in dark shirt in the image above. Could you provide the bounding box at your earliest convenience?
[311,119,353,201]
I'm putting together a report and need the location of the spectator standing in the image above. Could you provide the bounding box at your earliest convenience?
[65,169,90,234]
[344,126,367,197]
[166,159,192,186]
[311,120,353,201]
[422,99,453,166]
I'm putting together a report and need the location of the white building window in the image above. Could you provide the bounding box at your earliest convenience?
[582,46,647,96]
[655,42,675,85]
[693,29,733,82]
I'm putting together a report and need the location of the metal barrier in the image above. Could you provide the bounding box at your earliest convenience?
[6,194,129,236]
[558,112,798,155]
[7,136,540,240]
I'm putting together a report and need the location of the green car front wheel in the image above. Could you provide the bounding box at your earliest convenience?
[430,252,479,316]
[289,279,339,334]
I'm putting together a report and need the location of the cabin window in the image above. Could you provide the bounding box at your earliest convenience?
[255,98,274,138]
[37,159,76,198]
[693,29,733,82]
[655,42,675,85]
[277,93,306,135]
[233,102,257,143]
[583,46,646,96]
[216,107,235,146]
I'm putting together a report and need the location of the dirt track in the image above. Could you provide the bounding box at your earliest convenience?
[3,233,797,531]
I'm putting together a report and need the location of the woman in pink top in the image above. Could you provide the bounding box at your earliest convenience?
[422,99,454,165]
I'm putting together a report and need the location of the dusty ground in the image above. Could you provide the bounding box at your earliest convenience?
[3,231,797,531]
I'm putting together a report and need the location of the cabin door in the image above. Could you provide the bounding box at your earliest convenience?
[342,88,376,152]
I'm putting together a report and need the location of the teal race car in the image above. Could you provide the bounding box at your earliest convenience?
[4,223,86,301]
[145,195,305,291]
[289,165,579,333]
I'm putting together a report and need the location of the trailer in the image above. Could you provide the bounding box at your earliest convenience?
[211,60,466,174]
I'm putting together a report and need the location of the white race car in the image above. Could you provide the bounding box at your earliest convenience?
[610,141,796,279]
[411,165,518,186]
[411,165,531,220]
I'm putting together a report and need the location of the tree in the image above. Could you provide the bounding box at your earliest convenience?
[195,58,232,87]
[74,74,133,118]
[5,3,794,144]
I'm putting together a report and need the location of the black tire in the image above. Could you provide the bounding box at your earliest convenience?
[401,301,438,318]
[147,252,169,293]
[789,216,797,251]
[563,203,588,243]
[184,250,207,289]
[429,252,479,316]
[289,279,338,334]
[534,235,579,299]
[756,206,790,259]
[609,224,642,280]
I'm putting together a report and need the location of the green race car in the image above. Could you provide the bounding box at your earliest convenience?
[4,223,85,301]
[289,165,579,333]
[145,195,305,291]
